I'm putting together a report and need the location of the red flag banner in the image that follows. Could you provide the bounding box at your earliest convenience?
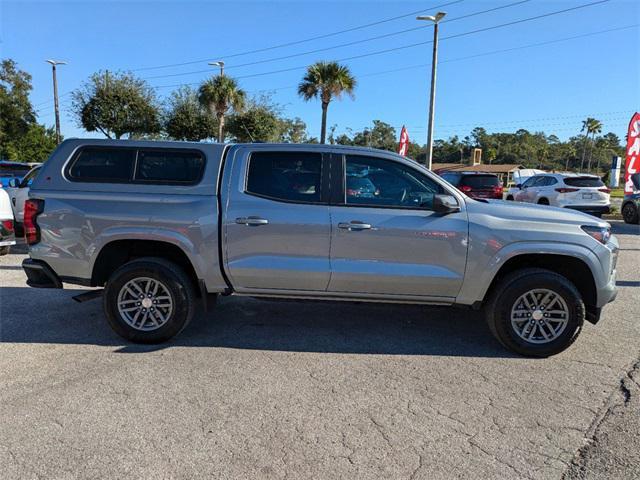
[398,126,409,156]
[624,112,640,194]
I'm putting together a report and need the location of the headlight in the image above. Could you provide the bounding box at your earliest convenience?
[581,225,611,244]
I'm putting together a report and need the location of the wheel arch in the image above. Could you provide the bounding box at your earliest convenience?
[91,238,201,295]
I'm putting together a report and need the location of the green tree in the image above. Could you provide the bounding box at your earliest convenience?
[0,59,37,158]
[4,123,58,162]
[298,61,356,144]
[71,71,161,139]
[579,117,602,172]
[352,120,396,151]
[165,86,215,141]
[280,117,309,143]
[198,75,246,143]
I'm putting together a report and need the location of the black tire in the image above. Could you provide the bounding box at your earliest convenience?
[537,198,550,205]
[0,246,10,256]
[103,257,196,343]
[485,268,584,357]
[506,195,514,201]
[622,202,639,224]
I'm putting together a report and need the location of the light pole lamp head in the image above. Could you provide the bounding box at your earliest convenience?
[416,11,446,23]
[46,59,67,66]
[208,61,224,68]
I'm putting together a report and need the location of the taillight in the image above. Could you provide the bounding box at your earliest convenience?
[24,199,44,245]
[555,187,579,193]
[1,219,13,232]
[598,187,611,194]
[460,185,472,193]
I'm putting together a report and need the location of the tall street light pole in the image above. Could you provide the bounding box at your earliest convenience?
[416,12,446,170]
[46,59,67,144]
[208,60,224,77]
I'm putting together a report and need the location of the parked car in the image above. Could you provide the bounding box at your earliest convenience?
[622,172,640,224]
[505,169,545,200]
[22,140,619,357]
[513,173,611,217]
[0,161,32,188]
[6,165,41,226]
[439,171,503,199]
[0,188,16,255]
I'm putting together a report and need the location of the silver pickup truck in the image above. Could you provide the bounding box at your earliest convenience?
[22,139,619,357]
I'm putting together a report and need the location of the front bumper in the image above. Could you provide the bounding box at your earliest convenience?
[22,258,63,289]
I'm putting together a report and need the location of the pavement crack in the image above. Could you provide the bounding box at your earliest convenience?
[562,356,640,479]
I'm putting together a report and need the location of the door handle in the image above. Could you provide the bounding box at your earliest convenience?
[236,216,269,226]
[338,221,372,231]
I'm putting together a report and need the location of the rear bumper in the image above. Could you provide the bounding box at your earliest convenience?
[564,205,610,215]
[22,258,63,289]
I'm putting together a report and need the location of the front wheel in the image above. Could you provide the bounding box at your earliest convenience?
[485,268,584,357]
[103,257,196,343]
[622,202,639,224]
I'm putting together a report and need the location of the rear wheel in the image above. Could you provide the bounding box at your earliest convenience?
[537,198,550,205]
[485,268,584,357]
[0,246,10,256]
[622,202,639,224]
[506,195,514,201]
[103,257,196,343]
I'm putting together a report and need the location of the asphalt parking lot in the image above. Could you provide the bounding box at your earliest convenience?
[1,221,639,479]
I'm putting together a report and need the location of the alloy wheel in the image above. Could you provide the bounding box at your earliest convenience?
[510,288,569,344]
[117,277,173,331]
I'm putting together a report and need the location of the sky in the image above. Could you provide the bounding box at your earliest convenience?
[2,0,639,145]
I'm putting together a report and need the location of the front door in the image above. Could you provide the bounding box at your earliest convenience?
[223,148,332,292]
[328,154,468,299]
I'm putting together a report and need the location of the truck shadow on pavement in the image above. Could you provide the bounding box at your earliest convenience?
[0,287,515,358]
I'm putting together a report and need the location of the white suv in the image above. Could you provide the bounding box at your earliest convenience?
[513,173,611,217]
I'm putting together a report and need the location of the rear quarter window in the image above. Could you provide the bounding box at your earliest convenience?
[68,147,136,182]
[135,149,205,184]
[564,177,604,188]
[67,146,206,185]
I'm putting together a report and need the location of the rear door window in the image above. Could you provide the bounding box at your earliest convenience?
[135,149,205,184]
[68,147,136,182]
[459,175,500,189]
[246,151,324,203]
[564,176,604,188]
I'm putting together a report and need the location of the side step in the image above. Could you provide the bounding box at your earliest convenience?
[72,289,104,303]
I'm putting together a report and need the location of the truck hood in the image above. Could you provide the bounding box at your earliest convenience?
[465,198,608,228]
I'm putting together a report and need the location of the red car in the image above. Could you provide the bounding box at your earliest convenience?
[439,171,504,199]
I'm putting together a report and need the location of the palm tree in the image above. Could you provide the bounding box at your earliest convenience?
[585,118,602,172]
[298,61,356,144]
[579,117,602,172]
[198,75,246,142]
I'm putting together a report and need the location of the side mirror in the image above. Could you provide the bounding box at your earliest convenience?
[515,183,522,189]
[433,194,461,214]
[632,173,640,191]
[8,178,19,188]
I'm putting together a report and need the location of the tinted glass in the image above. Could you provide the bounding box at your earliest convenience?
[69,148,135,182]
[564,176,605,187]
[459,175,499,188]
[136,149,205,184]
[440,173,460,185]
[21,167,40,187]
[246,151,323,203]
[345,155,442,209]
[522,177,538,187]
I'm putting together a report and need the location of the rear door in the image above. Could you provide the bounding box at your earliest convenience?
[327,153,468,299]
[222,147,332,292]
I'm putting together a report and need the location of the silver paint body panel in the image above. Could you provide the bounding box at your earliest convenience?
[28,139,617,309]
